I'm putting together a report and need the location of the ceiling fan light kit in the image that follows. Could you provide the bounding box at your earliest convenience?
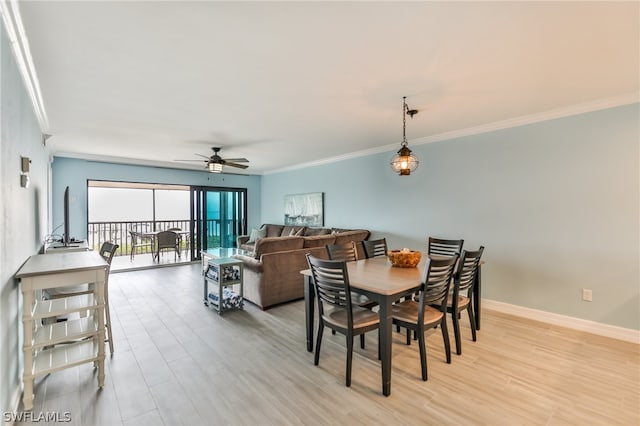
[208,162,223,173]
[390,96,419,176]
[176,146,249,173]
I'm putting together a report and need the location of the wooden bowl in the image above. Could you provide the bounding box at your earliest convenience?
[388,250,421,268]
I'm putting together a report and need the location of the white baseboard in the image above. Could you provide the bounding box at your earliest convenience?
[5,383,23,425]
[482,299,640,344]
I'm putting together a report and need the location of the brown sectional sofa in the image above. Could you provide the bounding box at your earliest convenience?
[234,224,369,309]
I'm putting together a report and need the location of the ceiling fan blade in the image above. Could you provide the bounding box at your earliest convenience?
[222,157,249,163]
[224,162,249,169]
[195,153,210,159]
[175,159,207,162]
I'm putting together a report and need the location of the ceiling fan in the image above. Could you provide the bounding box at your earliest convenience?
[176,147,249,173]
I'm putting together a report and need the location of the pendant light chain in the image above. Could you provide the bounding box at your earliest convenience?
[402,96,408,147]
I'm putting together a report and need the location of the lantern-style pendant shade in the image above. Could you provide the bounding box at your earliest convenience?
[390,145,419,175]
[209,162,223,173]
[390,96,419,176]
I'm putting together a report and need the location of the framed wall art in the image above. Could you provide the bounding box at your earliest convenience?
[284,192,324,226]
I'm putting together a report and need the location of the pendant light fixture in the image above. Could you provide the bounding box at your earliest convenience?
[390,96,419,176]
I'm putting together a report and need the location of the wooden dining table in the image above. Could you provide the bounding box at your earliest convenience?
[301,255,483,397]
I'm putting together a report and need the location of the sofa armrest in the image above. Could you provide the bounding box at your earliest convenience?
[237,235,250,246]
[233,254,262,273]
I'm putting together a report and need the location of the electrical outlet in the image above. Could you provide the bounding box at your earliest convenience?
[582,288,593,302]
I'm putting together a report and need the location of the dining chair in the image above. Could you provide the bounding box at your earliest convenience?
[362,237,407,334]
[326,241,359,262]
[438,247,484,355]
[391,254,458,381]
[326,241,378,340]
[419,237,464,335]
[428,237,464,257]
[99,242,119,354]
[305,254,380,387]
[44,241,119,354]
[155,230,180,261]
[362,238,388,259]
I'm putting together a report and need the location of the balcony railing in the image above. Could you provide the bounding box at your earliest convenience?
[87,219,238,257]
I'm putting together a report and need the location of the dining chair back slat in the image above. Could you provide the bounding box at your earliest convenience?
[421,256,457,306]
[456,247,484,294]
[362,238,388,259]
[428,237,464,257]
[326,241,359,262]
[309,259,353,313]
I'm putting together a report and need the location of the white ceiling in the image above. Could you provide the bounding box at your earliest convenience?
[18,1,639,175]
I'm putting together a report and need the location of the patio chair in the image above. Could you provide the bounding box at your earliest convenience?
[130,230,153,260]
[155,230,181,261]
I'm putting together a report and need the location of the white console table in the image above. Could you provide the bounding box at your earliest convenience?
[15,251,108,410]
[44,240,89,253]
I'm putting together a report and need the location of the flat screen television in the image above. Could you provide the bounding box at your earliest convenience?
[63,186,70,245]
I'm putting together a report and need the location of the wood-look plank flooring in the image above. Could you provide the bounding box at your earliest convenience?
[17,264,640,425]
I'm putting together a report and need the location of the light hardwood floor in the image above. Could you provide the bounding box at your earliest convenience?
[17,264,640,425]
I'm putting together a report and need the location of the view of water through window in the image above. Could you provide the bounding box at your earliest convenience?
[88,187,189,222]
[86,182,246,256]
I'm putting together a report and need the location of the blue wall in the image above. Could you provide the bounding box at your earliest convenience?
[262,104,640,330]
[0,23,50,416]
[51,158,262,240]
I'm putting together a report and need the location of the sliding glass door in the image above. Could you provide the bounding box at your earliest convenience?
[87,181,246,262]
[87,181,190,259]
[190,186,247,260]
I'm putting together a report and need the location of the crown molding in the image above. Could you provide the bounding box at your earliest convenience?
[0,0,49,131]
[411,92,639,147]
[264,92,639,175]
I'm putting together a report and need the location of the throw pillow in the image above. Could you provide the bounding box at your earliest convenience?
[247,227,267,243]
[288,227,305,236]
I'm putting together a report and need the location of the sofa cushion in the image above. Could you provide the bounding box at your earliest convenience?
[302,234,336,248]
[331,227,351,234]
[282,226,306,237]
[254,236,304,258]
[304,227,331,236]
[240,243,254,252]
[247,227,267,243]
[264,224,285,238]
[333,229,370,245]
